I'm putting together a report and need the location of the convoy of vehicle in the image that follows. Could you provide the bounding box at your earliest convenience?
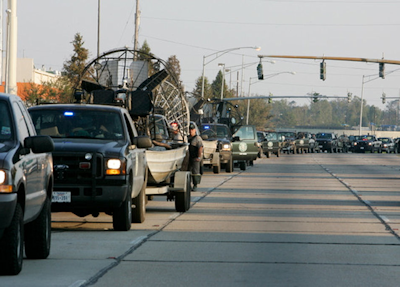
[4,46,400,277]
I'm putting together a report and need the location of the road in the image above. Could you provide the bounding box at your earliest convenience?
[2,152,400,287]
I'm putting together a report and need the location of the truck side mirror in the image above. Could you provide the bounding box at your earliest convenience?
[24,135,54,153]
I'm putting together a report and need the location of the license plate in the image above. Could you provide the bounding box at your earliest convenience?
[268,147,273,149]
[52,191,71,203]
[360,147,364,149]
[318,145,322,148]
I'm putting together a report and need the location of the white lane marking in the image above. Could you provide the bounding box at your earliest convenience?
[130,236,148,245]
[69,280,86,287]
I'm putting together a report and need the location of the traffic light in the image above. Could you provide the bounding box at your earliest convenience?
[382,92,386,104]
[313,95,319,103]
[320,61,326,81]
[257,62,264,80]
[268,92,273,104]
[379,63,385,79]
[347,92,352,103]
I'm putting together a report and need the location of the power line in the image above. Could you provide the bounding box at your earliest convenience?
[141,16,400,27]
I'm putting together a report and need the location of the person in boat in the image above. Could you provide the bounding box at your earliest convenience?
[170,122,187,143]
[188,123,203,191]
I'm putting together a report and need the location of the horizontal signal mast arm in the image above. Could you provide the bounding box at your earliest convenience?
[258,55,400,65]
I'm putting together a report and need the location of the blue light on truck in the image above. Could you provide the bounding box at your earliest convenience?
[64,111,74,116]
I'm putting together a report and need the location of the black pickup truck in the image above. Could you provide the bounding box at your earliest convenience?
[29,104,152,231]
[0,93,54,275]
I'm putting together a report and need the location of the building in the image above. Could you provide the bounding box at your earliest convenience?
[0,58,61,99]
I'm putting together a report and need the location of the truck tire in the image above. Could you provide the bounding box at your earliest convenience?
[132,170,147,224]
[240,161,246,171]
[113,189,132,231]
[213,164,220,174]
[25,197,51,259]
[0,203,23,275]
[225,156,233,173]
[175,172,191,212]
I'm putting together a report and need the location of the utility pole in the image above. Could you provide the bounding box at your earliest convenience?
[6,0,17,95]
[97,0,100,58]
[133,0,140,60]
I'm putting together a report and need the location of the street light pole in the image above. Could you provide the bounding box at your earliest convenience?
[201,46,260,99]
[218,63,225,100]
[246,71,295,125]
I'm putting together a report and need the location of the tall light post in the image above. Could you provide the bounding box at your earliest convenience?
[246,71,296,125]
[358,68,400,135]
[201,46,261,99]
[218,63,225,100]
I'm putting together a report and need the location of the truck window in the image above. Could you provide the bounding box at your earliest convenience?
[13,102,30,140]
[0,101,12,141]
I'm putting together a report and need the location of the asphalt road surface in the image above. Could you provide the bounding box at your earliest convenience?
[3,152,400,287]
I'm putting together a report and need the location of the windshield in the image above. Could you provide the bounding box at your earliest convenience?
[266,133,283,141]
[201,124,231,139]
[316,133,333,139]
[29,108,124,140]
[279,132,295,139]
[233,126,256,140]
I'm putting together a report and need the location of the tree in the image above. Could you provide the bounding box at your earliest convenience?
[167,55,181,81]
[62,33,89,89]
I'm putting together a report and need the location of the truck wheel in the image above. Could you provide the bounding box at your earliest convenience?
[25,197,51,259]
[0,203,23,275]
[240,161,246,171]
[113,189,132,231]
[276,150,280,157]
[266,151,271,158]
[175,172,191,212]
[225,156,233,173]
[213,164,220,174]
[132,170,147,223]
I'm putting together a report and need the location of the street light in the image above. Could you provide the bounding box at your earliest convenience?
[359,68,400,135]
[246,71,296,124]
[218,63,225,100]
[201,46,261,99]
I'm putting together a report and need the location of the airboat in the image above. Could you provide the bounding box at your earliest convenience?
[78,47,191,213]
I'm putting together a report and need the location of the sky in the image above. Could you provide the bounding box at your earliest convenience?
[15,0,400,109]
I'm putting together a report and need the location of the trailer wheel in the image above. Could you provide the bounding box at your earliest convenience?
[132,169,147,223]
[175,172,191,212]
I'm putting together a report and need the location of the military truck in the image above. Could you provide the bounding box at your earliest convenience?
[263,132,285,157]
[200,123,233,173]
[231,125,260,170]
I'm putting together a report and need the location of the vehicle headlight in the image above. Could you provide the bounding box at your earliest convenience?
[300,140,304,145]
[268,142,273,147]
[0,170,12,193]
[354,143,357,146]
[368,143,372,146]
[106,159,125,175]
[222,143,231,151]
[384,144,388,147]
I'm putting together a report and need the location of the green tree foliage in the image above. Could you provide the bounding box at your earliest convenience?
[192,76,212,99]
[62,33,89,88]
[166,55,181,82]
[211,71,234,99]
